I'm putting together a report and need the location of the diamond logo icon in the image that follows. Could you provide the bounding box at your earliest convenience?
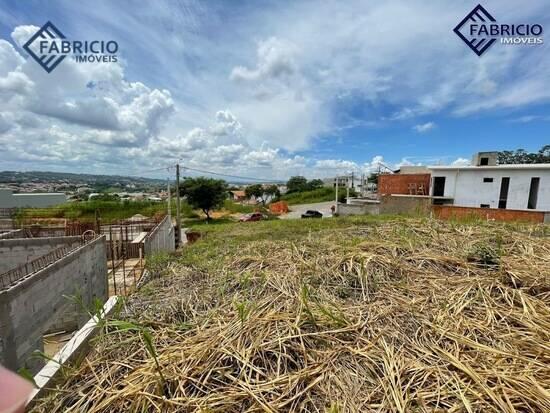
[22,21,67,73]
[454,4,497,56]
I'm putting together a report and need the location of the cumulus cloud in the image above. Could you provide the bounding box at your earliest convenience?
[0,112,12,134]
[412,122,436,133]
[2,1,546,178]
[230,37,296,83]
[451,157,471,166]
[0,27,174,148]
[10,25,39,49]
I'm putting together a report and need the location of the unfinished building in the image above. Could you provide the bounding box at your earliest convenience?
[0,233,108,373]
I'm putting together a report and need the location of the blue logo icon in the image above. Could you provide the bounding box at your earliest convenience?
[22,21,67,73]
[454,4,497,56]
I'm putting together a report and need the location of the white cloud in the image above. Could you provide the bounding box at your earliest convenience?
[412,122,436,133]
[1,1,548,178]
[451,157,470,166]
[230,37,296,83]
[509,115,550,123]
[0,28,174,148]
[10,25,39,49]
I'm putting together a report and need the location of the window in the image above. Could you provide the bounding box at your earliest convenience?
[483,177,493,183]
[480,204,490,208]
[527,177,540,209]
[480,157,489,166]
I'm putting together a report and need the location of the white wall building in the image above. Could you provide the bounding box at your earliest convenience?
[0,188,67,208]
[428,164,550,211]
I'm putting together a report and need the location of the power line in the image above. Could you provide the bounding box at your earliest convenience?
[108,165,175,178]
[180,165,283,183]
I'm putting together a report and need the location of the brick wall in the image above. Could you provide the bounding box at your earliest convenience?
[378,174,431,196]
[432,205,545,223]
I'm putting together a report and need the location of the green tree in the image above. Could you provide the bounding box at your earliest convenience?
[307,179,324,190]
[286,176,308,193]
[181,177,227,220]
[264,184,281,202]
[498,145,550,164]
[245,184,265,204]
[91,193,120,202]
[338,188,357,203]
[367,173,379,184]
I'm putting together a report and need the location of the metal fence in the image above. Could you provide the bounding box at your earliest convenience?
[0,236,96,290]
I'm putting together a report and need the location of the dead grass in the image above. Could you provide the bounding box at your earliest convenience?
[32,217,550,412]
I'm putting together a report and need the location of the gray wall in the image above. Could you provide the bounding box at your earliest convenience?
[0,189,66,208]
[0,236,108,373]
[0,236,81,273]
[0,229,26,240]
[338,203,380,216]
[143,216,175,256]
[379,195,432,216]
[0,218,15,231]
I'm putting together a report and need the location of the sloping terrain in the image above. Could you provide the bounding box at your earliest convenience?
[33,217,550,412]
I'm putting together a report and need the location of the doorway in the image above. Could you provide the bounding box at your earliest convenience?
[433,177,446,197]
[498,177,510,209]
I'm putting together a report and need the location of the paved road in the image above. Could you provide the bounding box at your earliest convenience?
[279,201,335,219]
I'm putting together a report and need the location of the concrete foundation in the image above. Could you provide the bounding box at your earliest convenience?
[0,236,108,373]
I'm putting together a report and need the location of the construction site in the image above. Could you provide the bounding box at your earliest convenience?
[0,212,175,377]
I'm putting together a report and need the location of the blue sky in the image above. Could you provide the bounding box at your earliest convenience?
[0,0,548,179]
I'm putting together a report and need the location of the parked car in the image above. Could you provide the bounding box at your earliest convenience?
[301,210,323,219]
[239,212,263,222]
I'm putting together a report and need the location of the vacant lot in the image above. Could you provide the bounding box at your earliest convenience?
[33,217,550,412]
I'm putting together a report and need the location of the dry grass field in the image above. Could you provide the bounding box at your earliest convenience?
[33,216,550,412]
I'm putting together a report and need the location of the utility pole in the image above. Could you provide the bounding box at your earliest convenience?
[175,164,181,247]
[167,179,171,219]
[335,176,339,214]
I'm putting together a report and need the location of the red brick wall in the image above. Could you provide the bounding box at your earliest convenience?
[378,174,431,195]
[432,205,544,223]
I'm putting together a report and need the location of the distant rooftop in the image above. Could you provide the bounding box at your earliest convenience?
[429,164,550,170]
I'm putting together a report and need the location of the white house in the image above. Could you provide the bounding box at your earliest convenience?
[428,161,550,212]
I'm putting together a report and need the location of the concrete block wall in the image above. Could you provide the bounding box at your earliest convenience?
[143,216,175,256]
[0,218,15,231]
[379,195,432,215]
[0,229,26,240]
[338,203,380,216]
[0,236,108,373]
[0,236,81,273]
